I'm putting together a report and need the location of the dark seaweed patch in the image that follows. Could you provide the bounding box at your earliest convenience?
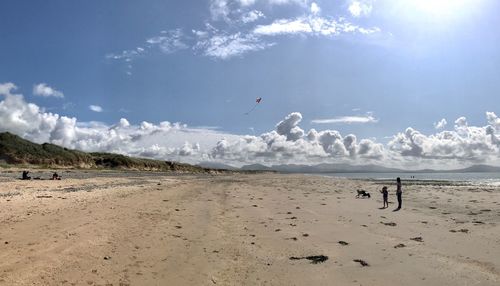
[290,255,329,264]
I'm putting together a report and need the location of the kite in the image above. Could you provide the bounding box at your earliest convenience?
[244,97,262,115]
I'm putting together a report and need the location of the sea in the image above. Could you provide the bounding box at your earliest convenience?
[321,172,500,186]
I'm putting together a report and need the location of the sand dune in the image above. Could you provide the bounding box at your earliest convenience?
[0,171,498,285]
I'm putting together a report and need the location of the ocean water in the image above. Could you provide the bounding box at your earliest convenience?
[320,172,500,186]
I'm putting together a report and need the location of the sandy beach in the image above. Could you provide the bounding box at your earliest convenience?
[0,170,499,286]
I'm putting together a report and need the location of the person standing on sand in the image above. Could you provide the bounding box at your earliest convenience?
[394,177,402,211]
[380,186,389,209]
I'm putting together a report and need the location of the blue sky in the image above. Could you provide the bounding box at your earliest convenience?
[1,0,500,168]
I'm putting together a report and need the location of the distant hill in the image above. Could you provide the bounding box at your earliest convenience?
[240,164,274,171]
[240,162,500,173]
[446,164,500,173]
[197,161,238,170]
[0,132,226,173]
[4,132,498,174]
[240,163,402,173]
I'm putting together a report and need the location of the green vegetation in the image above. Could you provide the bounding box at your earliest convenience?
[0,132,225,173]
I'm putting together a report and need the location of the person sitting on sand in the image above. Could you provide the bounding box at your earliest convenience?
[52,172,61,180]
[22,170,31,180]
[394,177,402,211]
[380,186,389,209]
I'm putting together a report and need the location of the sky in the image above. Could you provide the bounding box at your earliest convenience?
[1,0,500,169]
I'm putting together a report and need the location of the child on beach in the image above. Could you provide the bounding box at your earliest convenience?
[380,186,389,209]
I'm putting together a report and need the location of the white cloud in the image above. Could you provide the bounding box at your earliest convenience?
[267,0,308,5]
[106,47,146,62]
[0,82,16,95]
[210,0,231,21]
[388,113,500,163]
[241,10,265,23]
[106,29,187,74]
[0,82,237,164]
[276,112,305,141]
[238,0,256,6]
[107,1,380,63]
[236,0,307,6]
[310,2,321,15]
[254,18,312,35]
[146,29,188,54]
[89,105,103,113]
[3,83,500,168]
[434,118,447,130]
[195,31,273,59]
[212,111,385,164]
[254,15,380,36]
[312,115,378,124]
[348,0,373,17]
[33,83,64,98]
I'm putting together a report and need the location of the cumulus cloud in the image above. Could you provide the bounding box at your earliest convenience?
[0,82,237,164]
[212,111,385,164]
[312,114,378,124]
[89,105,103,113]
[434,118,447,130]
[6,82,499,169]
[389,113,500,163]
[348,0,373,17]
[33,83,64,98]
[0,84,387,166]
[276,112,305,141]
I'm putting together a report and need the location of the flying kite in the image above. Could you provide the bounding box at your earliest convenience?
[244,97,262,115]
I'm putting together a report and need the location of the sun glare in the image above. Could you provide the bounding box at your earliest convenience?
[406,0,474,18]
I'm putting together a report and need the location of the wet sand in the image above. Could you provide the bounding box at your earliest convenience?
[0,171,499,285]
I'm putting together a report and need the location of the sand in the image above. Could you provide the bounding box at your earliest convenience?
[0,170,499,285]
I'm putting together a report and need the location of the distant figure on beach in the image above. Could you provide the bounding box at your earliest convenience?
[394,177,402,211]
[52,172,61,180]
[380,186,389,209]
[22,170,31,180]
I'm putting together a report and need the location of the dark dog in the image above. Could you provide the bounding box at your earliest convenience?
[356,190,371,198]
